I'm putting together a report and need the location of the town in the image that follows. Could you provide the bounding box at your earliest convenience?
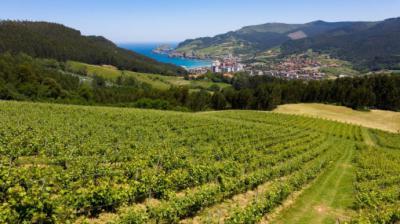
[185,56,245,78]
[154,46,345,80]
[246,54,335,80]
[186,54,344,80]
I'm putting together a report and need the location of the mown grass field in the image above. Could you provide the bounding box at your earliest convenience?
[274,103,400,133]
[66,61,231,91]
[0,101,399,224]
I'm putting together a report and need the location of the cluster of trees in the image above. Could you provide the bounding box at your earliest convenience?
[1,53,399,112]
[178,72,400,112]
[220,74,400,111]
[0,21,186,75]
[171,72,400,112]
[0,53,190,110]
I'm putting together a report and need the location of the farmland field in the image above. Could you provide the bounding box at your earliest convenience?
[0,101,399,224]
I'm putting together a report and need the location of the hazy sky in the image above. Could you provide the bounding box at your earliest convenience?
[1,0,399,43]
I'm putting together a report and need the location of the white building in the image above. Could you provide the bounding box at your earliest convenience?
[212,59,244,73]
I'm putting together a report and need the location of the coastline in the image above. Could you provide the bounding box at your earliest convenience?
[119,43,213,70]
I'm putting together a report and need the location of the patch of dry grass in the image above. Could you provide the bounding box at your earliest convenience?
[274,103,400,133]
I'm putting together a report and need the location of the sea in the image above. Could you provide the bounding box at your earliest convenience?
[118,43,212,69]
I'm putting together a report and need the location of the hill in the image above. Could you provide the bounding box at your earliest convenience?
[281,18,400,70]
[66,61,231,91]
[177,18,400,70]
[274,103,400,133]
[175,20,373,58]
[0,53,227,111]
[0,21,186,75]
[0,100,399,223]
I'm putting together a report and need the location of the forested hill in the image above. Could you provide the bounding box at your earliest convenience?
[175,20,373,58]
[281,18,400,70]
[0,21,186,75]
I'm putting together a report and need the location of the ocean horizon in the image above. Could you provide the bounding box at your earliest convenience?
[118,43,212,69]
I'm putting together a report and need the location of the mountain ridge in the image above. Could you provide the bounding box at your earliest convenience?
[281,17,400,70]
[176,17,400,70]
[175,19,377,58]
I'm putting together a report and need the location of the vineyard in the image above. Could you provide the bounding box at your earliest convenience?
[0,101,399,224]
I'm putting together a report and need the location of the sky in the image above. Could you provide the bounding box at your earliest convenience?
[1,0,399,43]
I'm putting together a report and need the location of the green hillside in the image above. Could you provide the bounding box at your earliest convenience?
[0,53,232,111]
[0,100,399,223]
[66,61,231,91]
[175,21,373,58]
[0,21,186,75]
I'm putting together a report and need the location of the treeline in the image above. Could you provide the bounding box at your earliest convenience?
[222,74,400,111]
[0,21,186,75]
[1,53,399,112]
[0,53,191,110]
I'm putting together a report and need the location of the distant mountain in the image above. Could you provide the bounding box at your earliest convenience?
[176,20,374,58]
[0,21,186,75]
[281,18,400,70]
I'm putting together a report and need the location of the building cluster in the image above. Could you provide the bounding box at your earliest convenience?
[211,57,244,73]
[254,70,326,80]
[249,55,331,80]
[187,67,209,75]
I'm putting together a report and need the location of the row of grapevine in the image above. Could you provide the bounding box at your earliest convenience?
[0,101,326,223]
[1,101,398,223]
[208,110,364,142]
[225,140,346,223]
[117,138,333,223]
[353,143,400,223]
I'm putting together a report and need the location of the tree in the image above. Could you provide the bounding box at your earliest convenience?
[211,91,227,110]
[232,89,253,109]
[92,75,106,88]
[41,77,63,98]
[188,90,211,111]
[208,84,221,92]
[79,83,93,101]
[349,87,376,110]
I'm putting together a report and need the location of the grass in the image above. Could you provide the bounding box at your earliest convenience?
[320,66,360,77]
[66,61,230,90]
[274,103,400,133]
[316,54,360,77]
[269,141,356,224]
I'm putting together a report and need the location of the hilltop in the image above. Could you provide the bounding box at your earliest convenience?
[0,21,186,75]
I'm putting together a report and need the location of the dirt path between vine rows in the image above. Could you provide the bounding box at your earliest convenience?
[264,143,356,224]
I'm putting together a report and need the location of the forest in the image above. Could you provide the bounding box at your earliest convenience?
[0,21,186,76]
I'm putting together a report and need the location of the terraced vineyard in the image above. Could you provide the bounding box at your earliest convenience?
[0,101,399,224]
